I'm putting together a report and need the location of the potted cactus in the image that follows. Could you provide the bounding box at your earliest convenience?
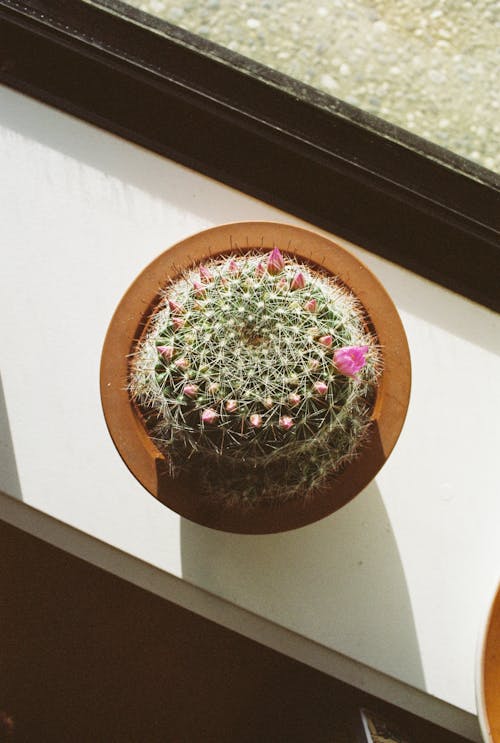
[101,222,410,533]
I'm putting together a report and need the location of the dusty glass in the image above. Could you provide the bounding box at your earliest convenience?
[122,0,500,173]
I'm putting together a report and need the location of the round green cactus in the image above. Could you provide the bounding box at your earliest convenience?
[130,248,381,504]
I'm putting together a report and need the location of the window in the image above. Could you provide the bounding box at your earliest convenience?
[0,0,498,309]
[121,0,500,173]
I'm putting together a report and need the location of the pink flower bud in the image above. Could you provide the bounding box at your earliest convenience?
[279,415,294,430]
[290,271,306,290]
[174,357,189,371]
[267,246,285,275]
[249,413,262,428]
[333,345,369,378]
[225,399,238,412]
[192,279,206,296]
[308,359,320,371]
[201,408,218,424]
[304,298,317,313]
[263,397,274,409]
[288,393,301,407]
[172,317,185,330]
[313,381,328,395]
[277,277,288,290]
[207,382,220,394]
[157,345,174,360]
[255,261,265,277]
[199,264,213,282]
[168,298,183,314]
[319,335,332,347]
[183,383,198,398]
[228,259,240,275]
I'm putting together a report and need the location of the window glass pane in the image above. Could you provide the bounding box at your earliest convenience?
[122,0,500,173]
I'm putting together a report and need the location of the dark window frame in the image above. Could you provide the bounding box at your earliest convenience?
[1,0,499,310]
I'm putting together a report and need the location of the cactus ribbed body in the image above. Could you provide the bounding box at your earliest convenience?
[130,250,381,504]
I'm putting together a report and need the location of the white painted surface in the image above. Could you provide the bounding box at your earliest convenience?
[1,85,499,734]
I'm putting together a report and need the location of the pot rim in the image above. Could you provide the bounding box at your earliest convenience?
[476,580,500,742]
[100,221,411,533]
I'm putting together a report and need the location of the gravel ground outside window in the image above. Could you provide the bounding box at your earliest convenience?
[124,0,500,174]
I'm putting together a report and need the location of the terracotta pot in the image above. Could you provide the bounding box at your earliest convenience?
[477,583,500,742]
[100,222,411,533]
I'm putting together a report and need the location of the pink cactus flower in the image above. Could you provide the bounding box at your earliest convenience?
[279,415,294,430]
[304,298,317,313]
[157,345,174,361]
[168,298,183,314]
[249,413,263,428]
[174,357,189,371]
[201,408,218,424]
[290,271,306,290]
[333,345,369,378]
[225,399,238,412]
[267,246,285,275]
[318,335,332,347]
[313,381,328,395]
[192,279,206,296]
[288,393,301,406]
[183,383,198,398]
[228,259,240,274]
[172,317,185,330]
